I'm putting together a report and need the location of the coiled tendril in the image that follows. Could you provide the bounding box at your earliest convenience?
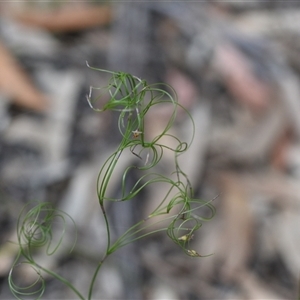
[86,66,215,258]
[8,202,78,300]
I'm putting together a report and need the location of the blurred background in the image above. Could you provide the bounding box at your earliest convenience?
[1,1,300,299]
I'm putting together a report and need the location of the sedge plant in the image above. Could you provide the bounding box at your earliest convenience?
[8,66,215,300]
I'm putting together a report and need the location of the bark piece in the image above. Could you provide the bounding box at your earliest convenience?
[213,43,272,112]
[218,172,254,281]
[11,5,113,33]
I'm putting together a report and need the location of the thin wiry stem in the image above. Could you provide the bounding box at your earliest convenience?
[10,68,215,300]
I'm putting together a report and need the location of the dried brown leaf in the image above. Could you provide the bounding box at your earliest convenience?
[0,42,48,111]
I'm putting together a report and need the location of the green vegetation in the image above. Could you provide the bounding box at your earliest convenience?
[8,67,215,300]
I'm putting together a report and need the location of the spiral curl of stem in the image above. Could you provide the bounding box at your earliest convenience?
[8,202,80,300]
[87,67,215,257]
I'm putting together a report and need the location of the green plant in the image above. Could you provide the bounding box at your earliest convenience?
[8,67,215,300]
